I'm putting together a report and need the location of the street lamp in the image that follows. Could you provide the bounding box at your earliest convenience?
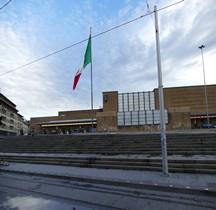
[198,45,210,127]
[154,6,168,175]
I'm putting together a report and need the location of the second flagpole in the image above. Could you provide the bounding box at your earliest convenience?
[90,27,94,132]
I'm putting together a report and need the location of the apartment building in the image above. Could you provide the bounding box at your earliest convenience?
[0,93,28,136]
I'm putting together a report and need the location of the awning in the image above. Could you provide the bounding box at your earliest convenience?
[38,118,97,127]
[190,115,216,119]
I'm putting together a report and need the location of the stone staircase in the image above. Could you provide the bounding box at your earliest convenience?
[0,132,216,174]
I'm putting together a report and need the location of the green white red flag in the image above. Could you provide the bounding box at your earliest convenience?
[73,34,91,90]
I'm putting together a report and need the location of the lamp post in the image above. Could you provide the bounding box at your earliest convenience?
[198,45,210,127]
[154,6,168,175]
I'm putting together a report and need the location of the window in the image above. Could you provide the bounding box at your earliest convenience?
[118,91,155,112]
[117,110,168,126]
[117,91,168,126]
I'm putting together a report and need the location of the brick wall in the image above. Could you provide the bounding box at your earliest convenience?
[154,85,216,114]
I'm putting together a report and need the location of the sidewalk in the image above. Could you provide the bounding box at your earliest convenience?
[1,161,216,197]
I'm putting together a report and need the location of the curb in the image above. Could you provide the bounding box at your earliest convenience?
[1,168,215,197]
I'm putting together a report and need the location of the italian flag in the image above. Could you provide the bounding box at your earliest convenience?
[73,34,91,90]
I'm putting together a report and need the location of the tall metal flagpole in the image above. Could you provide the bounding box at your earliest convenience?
[90,27,94,132]
[198,45,210,127]
[154,5,169,175]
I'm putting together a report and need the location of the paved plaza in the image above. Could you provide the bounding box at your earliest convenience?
[1,160,216,195]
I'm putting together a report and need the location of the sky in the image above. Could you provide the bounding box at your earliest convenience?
[0,0,215,120]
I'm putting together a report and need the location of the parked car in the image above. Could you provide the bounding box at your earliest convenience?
[201,123,216,128]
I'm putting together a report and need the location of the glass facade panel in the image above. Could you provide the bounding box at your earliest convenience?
[123,94,128,111]
[117,110,168,126]
[124,112,131,126]
[132,111,138,125]
[164,110,168,123]
[128,93,134,111]
[134,93,139,111]
[143,92,148,110]
[153,110,161,124]
[146,110,153,124]
[117,91,168,126]
[117,112,124,126]
[134,101,139,111]
[118,94,123,112]
[118,91,155,112]
[150,92,155,110]
[139,92,144,110]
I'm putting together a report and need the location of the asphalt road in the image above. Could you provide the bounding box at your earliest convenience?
[0,171,215,210]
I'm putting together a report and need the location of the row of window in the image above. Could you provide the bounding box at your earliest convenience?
[0,124,15,130]
[0,109,15,118]
[118,91,155,112]
[117,110,168,126]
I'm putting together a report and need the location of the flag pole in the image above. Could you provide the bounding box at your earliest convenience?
[154,5,169,175]
[90,27,94,132]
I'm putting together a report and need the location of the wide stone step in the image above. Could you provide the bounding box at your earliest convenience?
[1,149,216,156]
[2,144,216,150]
[1,155,216,174]
[1,132,216,175]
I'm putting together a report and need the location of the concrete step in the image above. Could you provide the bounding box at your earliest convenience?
[1,155,216,174]
[1,133,216,171]
[1,149,216,156]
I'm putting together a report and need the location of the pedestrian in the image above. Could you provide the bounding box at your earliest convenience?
[19,128,24,136]
[31,128,35,136]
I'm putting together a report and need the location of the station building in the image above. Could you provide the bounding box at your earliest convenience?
[30,84,216,134]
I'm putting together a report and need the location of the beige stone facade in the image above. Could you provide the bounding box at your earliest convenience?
[0,93,28,135]
[30,85,216,133]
